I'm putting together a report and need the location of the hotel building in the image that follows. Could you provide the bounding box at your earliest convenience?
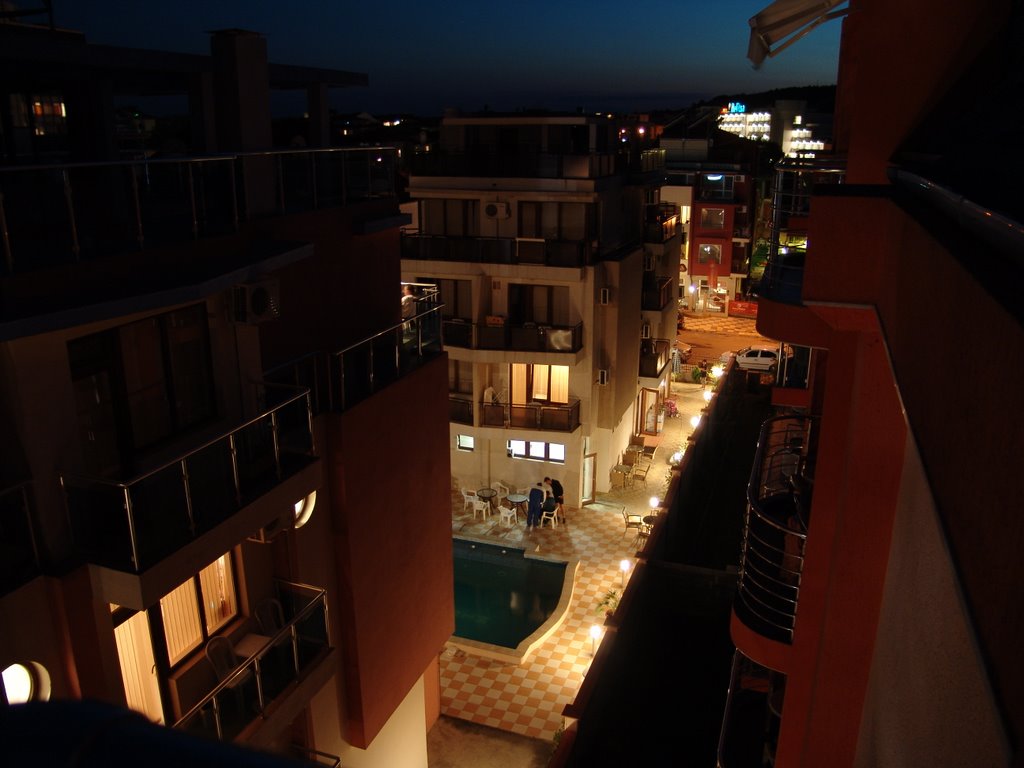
[1,20,453,768]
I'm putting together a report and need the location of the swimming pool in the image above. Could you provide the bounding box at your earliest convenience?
[450,537,577,664]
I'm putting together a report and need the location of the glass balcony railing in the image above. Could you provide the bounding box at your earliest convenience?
[61,386,316,573]
[449,395,474,425]
[757,159,845,305]
[0,481,41,594]
[641,276,674,311]
[716,650,785,768]
[0,148,399,275]
[442,318,583,354]
[400,232,596,268]
[174,581,330,743]
[639,338,672,378]
[734,415,816,644]
[479,398,581,432]
[408,150,622,179]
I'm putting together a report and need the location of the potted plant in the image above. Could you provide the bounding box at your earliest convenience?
[595,589,620,618]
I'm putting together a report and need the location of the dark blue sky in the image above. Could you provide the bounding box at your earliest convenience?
[54,0,841,116]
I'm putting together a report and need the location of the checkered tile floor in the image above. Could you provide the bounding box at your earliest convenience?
[441,383,708,741]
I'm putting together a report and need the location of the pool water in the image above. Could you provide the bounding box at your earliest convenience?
[452,538,568,650]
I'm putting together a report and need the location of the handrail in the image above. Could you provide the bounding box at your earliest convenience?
[173,582,329,740]
[59,385,311,490]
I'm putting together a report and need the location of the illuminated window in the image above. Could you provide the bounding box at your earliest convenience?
[159,552,238,666]
[507,440,565,463]
[456,435,475,451]
[698,244,722,264]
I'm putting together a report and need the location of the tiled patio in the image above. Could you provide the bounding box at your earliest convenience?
[440,381,709,743]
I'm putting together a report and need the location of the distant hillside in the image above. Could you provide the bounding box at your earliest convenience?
[696,85,836,113]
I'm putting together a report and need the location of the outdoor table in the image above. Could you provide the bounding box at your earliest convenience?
[506,493,529,517]
[612,464,633,488]
[476,487,497,510]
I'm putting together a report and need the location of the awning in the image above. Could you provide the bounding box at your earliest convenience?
[747,0,849,68]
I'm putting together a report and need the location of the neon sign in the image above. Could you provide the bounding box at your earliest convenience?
[727,102,746,114]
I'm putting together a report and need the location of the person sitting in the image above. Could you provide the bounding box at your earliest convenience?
[547,476,565,523]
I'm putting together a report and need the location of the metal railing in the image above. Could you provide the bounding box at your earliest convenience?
[758,159,845,305]
[328,303,444,412]
[61,385,316,573]
[174,581,330,743]
[0,147,399,274]
[0,480,41,594]
[716,650,784,768]
[400,232,596,268]
[734,415,815,644]
[443,318,583,353]
[641,276,674,311]
[639,338,672,378]
[479,398,581,432]
[449,395,473,425]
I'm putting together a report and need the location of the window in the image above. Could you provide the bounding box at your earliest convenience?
[507,440,565,463]
[701,173,734,200]
[159,552,237,666]
[421,199,479,236]
[700,208,725,229]
[507,284,570,326]
[449,359,473,394]
[435,278,472,320]
[510,363,569,404]
[456,435,475,451]
[519,201,593,241]
[698,244,722,264]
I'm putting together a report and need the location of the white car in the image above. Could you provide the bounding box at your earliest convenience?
[722,346,779,372]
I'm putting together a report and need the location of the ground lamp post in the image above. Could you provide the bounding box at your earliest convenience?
[619,559,631,588]
[589,624,602,657]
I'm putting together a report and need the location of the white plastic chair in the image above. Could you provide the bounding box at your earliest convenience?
[540,503,558,529]
[498,504,518,528]
[490,481,509,502]
[471,499,491,520]
[461,489,477,512]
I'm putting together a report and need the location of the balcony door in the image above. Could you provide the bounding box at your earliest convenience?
[113,610,164,724]
[637,387,660,436]
[510,364,568,405]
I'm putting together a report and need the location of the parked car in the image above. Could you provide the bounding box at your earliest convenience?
[721,346,779,372]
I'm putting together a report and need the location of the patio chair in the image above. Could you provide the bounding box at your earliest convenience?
[621,505,644,538]
[498,503,518,528]
[471,499,491,520]
[460,489,477,512]
[632,463,650,488]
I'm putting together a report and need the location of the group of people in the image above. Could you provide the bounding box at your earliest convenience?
[525,476,564,531]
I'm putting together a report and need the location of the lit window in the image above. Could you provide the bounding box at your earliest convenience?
[698,244,722,264]
[509,439,527,458]
[549,443,566,462]
[456,435,475,451]
[506,440,565,464]
[528,441,546,460]
[160,551,238,666]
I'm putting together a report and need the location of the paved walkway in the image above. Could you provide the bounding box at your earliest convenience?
[439,382,707,749]
[682,310,760,335]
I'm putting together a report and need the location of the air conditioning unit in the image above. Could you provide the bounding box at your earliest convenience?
[643,253,655,271]
[599,287,611,305]
[232,280,280,324]
[641,322,651,339]
[598,369,609,386]
[483,201,510,219]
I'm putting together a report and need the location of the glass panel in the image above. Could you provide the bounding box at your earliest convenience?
[161,579,202,666]
[549,443,566,462]
[511,364,527,405]
[701,208,726,229]
[509,440,526,458]
[199,554,237,635]
[532,365,549,400]
[528,441,546,459]
[550,366,569,403]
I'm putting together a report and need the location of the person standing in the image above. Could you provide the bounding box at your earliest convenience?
[527,482,546,531]
[547,476,565,523]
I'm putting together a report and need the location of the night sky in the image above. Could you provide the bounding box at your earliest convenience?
[53,0,842,116]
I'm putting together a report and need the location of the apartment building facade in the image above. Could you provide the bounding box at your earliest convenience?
[401,113,679,506]
[1,22,453,768]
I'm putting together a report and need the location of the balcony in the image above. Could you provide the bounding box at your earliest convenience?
[400,232,595,268]
[479,398,581,432]
[449,395,473,425]
[643,203,680,243]
[0,481,41,595]
[639,338,672,378]
[62,386,317,573]
[174,581,332,744]
[408,150,622,179]
[444,318,583,354]
[734,415,816,644]
[0,148,399,276]
[716,650,785,768]
[757,159,845,305]
[641,276,674,312]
